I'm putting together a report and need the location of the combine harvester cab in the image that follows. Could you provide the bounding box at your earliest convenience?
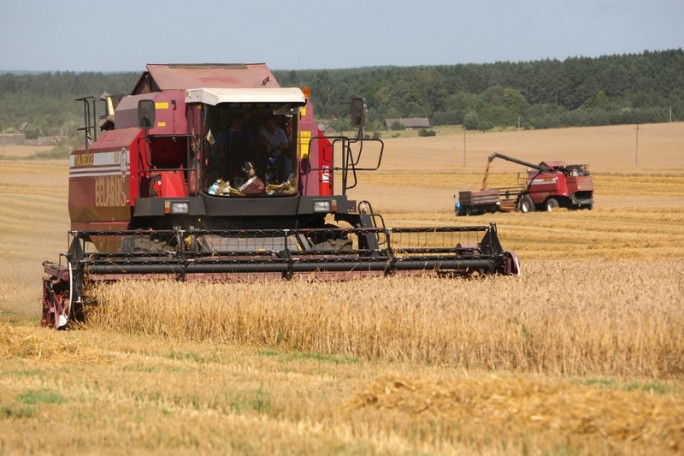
[42,64,520,329]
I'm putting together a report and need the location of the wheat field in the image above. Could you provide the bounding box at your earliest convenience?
[90,260,683,378]
[1,123,684,455]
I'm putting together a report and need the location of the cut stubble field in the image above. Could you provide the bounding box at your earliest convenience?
[1,123,683,454]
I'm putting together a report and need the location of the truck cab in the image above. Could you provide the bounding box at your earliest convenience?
[525,161,594,211]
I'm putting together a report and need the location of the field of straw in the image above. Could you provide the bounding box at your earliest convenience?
[1,123,684,454]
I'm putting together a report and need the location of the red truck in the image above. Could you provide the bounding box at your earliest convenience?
[456,152,594,215]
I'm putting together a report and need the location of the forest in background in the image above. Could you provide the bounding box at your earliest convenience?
[0,49,682,139]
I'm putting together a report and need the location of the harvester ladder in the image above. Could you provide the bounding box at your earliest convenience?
[76,96,98,150]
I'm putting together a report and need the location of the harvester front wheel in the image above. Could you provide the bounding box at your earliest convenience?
[545,198,559,212]
[310,224,353,251]
[121,235,167,253]
[519,196,535,213]
[41,276,71,329]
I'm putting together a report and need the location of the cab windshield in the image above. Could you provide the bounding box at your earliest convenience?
[202,105,299,196]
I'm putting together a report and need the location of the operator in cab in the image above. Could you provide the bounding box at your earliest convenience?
[258,115,291,183]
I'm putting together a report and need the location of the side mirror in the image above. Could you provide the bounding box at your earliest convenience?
[350,97,364,128]
[137,100,155,129]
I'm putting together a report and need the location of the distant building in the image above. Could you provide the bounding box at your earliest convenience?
[384,117,431,130]
[0,133,26,146]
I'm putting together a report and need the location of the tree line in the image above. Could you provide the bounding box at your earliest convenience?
[277,49,683,132]
[0,71,134,139]
[1,49,681,138]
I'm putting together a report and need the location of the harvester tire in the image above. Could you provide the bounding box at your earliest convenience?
[545,198,559,212]
[121,235,166,253]
[519,196,535,213]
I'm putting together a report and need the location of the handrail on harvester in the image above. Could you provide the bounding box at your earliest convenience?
[308,136,384,196]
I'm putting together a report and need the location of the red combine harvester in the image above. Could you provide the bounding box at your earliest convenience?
[42,64,520,329]
[456,152,594,215]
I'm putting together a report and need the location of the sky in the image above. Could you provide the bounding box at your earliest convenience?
[1,0,682,72]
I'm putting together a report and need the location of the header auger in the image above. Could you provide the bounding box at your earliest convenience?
[41,63,519,329]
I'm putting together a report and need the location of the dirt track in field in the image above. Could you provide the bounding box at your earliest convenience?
[376,122,684,173]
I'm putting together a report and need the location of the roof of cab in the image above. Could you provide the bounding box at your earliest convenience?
[185,87,305,106]
[131,64,280,94]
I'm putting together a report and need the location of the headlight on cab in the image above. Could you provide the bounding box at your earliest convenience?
[313,200,331,213]
[171,202,189,214]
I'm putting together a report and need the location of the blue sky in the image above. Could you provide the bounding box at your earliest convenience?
[1,0,682,72]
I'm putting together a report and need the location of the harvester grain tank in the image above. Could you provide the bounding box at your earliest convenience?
[42,64,520,329]
[456,152,594,215]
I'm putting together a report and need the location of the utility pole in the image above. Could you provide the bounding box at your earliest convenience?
[635,124,639,167]
[463,124,467,166]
